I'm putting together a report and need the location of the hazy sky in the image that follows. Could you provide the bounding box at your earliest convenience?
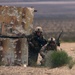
[0,0,75,2]
[1,1,75,4]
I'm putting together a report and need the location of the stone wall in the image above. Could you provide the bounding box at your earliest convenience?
[0,5,34,66]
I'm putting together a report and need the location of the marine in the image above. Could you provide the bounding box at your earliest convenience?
[40,37,57,65]
[28,26,47,66]
[40,30,63,65]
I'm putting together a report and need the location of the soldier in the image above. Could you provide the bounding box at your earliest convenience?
[48,37,57,50]
[28,26,47,66]
[40,37,57,65]
[40,30,63,65]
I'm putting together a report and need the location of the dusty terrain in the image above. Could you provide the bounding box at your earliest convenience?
[0,43,75,75]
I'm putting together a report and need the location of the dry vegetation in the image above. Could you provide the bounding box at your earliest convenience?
[34,18,75,32]
[33,18,75,40]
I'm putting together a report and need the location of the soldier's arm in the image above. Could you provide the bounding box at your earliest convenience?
[40,44,48,58]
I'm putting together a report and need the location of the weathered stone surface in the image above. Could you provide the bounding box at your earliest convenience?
[0,5,34,66]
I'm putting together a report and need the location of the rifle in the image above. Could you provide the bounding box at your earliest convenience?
[56,30,63,46]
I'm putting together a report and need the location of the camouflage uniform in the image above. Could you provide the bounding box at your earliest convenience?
[28,27,47,66]
[40,37,57,65]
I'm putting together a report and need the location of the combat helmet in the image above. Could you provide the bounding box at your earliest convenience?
[48,37,55,42]
[35,26,43,32]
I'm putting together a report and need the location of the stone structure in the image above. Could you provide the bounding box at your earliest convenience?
[0,5,34,66]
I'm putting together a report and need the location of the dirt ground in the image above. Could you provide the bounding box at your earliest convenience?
[0,43,75,75]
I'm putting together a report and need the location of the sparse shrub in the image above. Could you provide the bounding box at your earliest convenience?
[45,50,72,68]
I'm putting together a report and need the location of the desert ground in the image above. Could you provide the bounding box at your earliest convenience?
[0,42,75,75]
